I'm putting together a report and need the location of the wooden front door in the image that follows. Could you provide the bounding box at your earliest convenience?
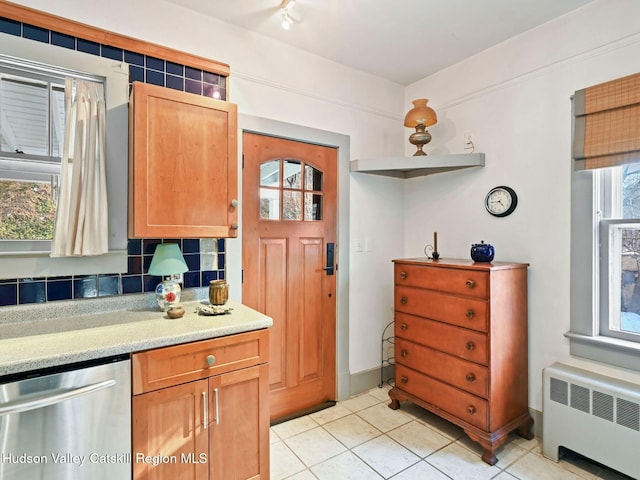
[242,132,337,422]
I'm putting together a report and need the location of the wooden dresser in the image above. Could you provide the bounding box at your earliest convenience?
[389,258,532,465]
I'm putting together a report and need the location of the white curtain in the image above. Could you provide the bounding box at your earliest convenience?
[51,78,108,257]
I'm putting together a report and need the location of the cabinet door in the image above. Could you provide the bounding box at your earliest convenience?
[129,81,238,238]
[209,364,270,480]
[132,379,209,480]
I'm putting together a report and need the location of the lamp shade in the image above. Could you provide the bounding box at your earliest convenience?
[404,98,437,128]
[148,243,188,277]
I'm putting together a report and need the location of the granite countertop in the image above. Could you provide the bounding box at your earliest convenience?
[0,289,272,377]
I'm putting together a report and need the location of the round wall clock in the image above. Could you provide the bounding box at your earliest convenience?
[485,186,518,217]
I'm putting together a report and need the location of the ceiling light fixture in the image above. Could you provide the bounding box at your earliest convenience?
[280,0,296,30]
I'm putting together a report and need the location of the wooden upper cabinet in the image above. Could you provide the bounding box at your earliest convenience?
[129,82,238,238]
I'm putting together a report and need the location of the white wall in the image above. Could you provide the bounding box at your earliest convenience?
[405,0,640,410]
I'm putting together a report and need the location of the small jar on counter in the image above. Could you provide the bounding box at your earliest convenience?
[209,279,229,305]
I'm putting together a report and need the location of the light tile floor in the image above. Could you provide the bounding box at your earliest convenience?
[270,386,633,480]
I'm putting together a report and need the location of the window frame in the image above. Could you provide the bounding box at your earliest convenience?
[569,167,640,371]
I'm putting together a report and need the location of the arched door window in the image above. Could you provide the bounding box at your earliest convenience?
[259,158,323,221]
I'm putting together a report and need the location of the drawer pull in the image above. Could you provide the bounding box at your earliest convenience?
[206,355,216,366]
[400,376,408,384]
[466,341,475,351]
[466,280,475,288]
[466,373,476,382]
[401,349,408,358]
[401,296,408,305]
[466,309,475,318]
[467,405,477,415]
[400,323,408,331]
[400,271,408,279]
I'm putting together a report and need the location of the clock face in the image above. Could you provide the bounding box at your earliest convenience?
[485,186,517,217]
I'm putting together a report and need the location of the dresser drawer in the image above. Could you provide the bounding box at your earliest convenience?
[396,338,488,397]
[395,286,488,332]
[132,329,269,394]
[395,364,488,430]
[395,264,488,299]
[395,313,488,365]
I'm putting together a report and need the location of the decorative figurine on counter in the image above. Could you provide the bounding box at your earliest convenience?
[471,241,495,262]
[424,231,440,260]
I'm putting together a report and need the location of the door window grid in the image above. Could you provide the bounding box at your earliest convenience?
[259,158,323,221]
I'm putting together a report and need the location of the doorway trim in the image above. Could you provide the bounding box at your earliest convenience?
[228,114,351,401]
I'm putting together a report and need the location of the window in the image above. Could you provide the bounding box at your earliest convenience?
[597,166,640,341]
[569,71,640,371]
[0,64,68,244]
[259,158,324,221]
[0,32,129,278]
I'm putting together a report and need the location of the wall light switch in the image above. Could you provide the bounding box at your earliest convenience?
[354,239,363,252]
[365,237,373,252]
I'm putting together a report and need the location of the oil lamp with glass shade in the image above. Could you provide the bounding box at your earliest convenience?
[404,99,437,156]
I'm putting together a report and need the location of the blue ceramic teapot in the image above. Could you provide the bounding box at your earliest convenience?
[470,241,494,262]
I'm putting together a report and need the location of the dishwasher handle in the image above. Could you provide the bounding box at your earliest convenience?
[0,379,117,417]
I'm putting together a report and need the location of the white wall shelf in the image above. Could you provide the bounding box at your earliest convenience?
[350,153,485,179]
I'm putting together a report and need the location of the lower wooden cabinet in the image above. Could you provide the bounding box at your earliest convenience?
[132,330,270,480]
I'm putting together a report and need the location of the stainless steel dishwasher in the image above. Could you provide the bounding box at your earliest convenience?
[0,355,131,480]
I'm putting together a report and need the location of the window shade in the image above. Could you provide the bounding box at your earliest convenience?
[573,72,640,170]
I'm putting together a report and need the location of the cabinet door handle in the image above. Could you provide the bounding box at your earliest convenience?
[466,309,475,318]
[230,199,239,207]
[213,387,220,425]
[399,271,407,279]
[467,405,477,415]
[400,296,408,305]
[401,349,408,358]
[400,376,408,384]
[400,323,408,331]
[465,280,475,288]
[202,391,208,429]
[466,373,476,382]
[231,223,239,230]
[466,341,475,351]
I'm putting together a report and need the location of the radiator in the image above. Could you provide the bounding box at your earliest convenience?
[542,362,640,478]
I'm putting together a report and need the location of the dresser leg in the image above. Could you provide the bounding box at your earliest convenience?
[464,430,508,466]
[516,415,534,440]
[387,387,401,410]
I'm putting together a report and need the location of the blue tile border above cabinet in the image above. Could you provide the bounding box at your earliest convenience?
[0,16,228,307]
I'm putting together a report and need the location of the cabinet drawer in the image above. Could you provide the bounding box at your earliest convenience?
[396,338,488,398]
[395,286,488,332]
[395,264,488,299]
[395,364,488,430]
[395,313,488,365]
[132,329,269,395]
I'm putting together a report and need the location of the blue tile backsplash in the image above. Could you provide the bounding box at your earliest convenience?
[0,15,229,307]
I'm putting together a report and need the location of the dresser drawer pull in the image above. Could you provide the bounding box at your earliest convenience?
[400,271,407,279]
[400,323,408,331]
[400,349,408,358]
[206,355,216,366]
[465,280,475,288]
[465,341,475,351]
[467,405,477,415]
[466,309,475,318]
[400,376,408,384]
[400,296,408,305]
[466,373,476,382]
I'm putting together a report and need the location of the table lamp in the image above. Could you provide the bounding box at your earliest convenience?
[148,243,189,310]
